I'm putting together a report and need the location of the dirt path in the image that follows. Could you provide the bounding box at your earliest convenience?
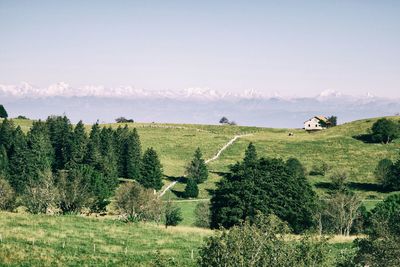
[159,133,252,197]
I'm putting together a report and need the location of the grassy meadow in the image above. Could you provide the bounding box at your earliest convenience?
[0,212,352,267]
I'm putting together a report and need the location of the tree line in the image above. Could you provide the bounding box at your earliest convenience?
[0,116,163,214]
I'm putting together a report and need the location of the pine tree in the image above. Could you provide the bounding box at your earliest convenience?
[0,105,8,118]
[184,178,199,198]
[0,118,16,152]
[113,125,129,177]
[84,122,102,169]
[140,147,163,190]
[0,145,9,178]
[243,142,257,168]
[25,120,54,183]
[98,127,118,191]
[69,120,87,166]
[124,129,142,179]
[46,116,73,170]
[186,148,208,184]
[7,126,28,193]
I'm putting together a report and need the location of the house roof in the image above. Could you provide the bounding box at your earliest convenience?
[304,116,331,124]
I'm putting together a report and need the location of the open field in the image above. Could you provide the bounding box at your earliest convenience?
[0,212,353,266]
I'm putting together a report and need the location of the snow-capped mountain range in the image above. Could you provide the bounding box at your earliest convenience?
[1,82,399,127]
[0,82,384,102]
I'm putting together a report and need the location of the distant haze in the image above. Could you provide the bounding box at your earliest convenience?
[1,83,399,128]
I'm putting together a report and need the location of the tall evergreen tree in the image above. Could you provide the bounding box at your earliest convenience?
[184,178,199,198]
[84,122,102,169]
[113,125,129,177]
[0,105,8,118]
[25,121,54,183]
[0,118,16,153]
[0,145,8,178]
[139,147,163,190]
[243,142,257,168]
[7,126,28,193]
[46,116,73,170]
[124,129,142,179]
[68,120,87,166]
[98,127,118,191]
[186,147,208,184]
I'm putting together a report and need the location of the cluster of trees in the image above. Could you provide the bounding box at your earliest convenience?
[370,118,400,144]
[115,117,134,123]
[374,157,400,190]
[210,143,316,233]
[326,115,337,127]
[0,116,163,214]
[114,181,182,228]
[219,116,236,126]
[199,193,400,267]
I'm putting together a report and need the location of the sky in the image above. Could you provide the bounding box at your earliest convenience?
[0,0,399,97]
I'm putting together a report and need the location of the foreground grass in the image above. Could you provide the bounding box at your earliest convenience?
[0,212,209,267]
[0,212,355,266]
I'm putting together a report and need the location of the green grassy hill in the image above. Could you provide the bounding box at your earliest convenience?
[6,117,400,207]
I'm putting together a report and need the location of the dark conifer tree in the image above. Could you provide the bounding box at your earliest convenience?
[84,122,102,169]
[0,105,8,118]
[7,126,28,192]
[184,178,199,198]
[98,127,118,190]
[25,121,54,183]
[0,118,16,153]
[186,147,208,184]
[0,145,8,178]
[139,147,163,190]
[124,129,142,179]
[69,120,87,166]
[46,116,73,170]
[243,142,257,168]
[113,125,129,177]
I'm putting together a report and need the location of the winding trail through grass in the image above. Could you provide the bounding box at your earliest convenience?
[159,133,252,197]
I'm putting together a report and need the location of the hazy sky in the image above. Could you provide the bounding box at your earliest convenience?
[0,0,399,97]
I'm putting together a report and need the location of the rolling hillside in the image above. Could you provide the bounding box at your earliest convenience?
[6,116,400,202]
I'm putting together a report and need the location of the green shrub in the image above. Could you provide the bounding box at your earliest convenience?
[0,178,15,210]
[194,202,210,228]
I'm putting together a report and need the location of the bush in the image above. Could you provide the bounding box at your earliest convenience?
[374,158,394,188]
[23,171,59,214]
[0,178,15,210]
[194,202,210,228]
[115,182,162,222]
[351,194,400,266]
[164,201,182,228]
[115,117,134,123]
[198,214,331,267]
[371,118,400,144]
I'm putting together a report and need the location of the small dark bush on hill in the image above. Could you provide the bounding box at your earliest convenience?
[115,117,134,123]
[371,118,400,144]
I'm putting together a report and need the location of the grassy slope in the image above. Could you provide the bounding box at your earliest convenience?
[0,212,209,266]
[0,212,351,267]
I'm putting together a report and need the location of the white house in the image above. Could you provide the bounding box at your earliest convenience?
[304,116,330,131]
